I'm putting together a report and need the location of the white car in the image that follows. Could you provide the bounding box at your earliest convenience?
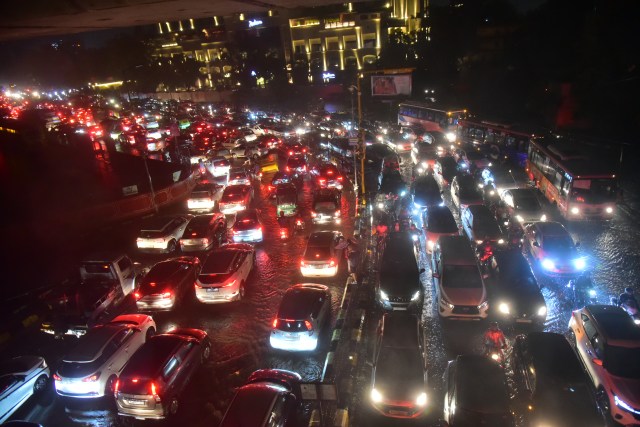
[195,243,255,303]
[136,215,192,253]
[0,356,50,423]
[187,183,223,213]
[500,188,547,225]
[54,314,156,398]
[207,156,231,177]
[300,231,344,278]
[569,305,640,425]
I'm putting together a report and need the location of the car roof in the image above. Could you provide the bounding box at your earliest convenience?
[507,188,537,198]
[63,324,125,362]
[221,384,282,427]
[437,236,476,264]
[121,334,185,377]
[193,183,215,192]
[278,284,328,319]
[235,209,259,221]
[454,355,510,412]
[0,356,43,376]
[381,313,419,348]
[521,332,587,383]
[465,204,493,217]
[533,221,568,236]
[140,216,176,231]
[187,214,219,227]
[81,251,126,263]
[586,305,640,344]
[308,231,338,245]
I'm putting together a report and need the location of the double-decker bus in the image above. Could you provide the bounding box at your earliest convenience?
[397,102,466,138]
[526,137,619,220]
[457,119,540,167]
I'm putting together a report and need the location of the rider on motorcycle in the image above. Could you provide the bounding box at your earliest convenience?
[277,211,294,235]
[484,322,507,351]
[619,287,639,308]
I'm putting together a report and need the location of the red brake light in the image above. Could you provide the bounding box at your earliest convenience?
[576,196,585,202]
[300,259,306,266]
[327,170,333,175]
[311,211,317,217]
[134,292,141,300]
[288,151,293,156]
[285,166,290,172]
[53,373,61,381]
[329,259,336,267]
[150,382,158,396]
[114,379,119,393]
[272,318,279,328]
[304,320,313,331]
[161,292,171,298]
[337,176,343,181]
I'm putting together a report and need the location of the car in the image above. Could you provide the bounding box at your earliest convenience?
[411,142,438,172]
[285,155,307,176]
[218,369,302,427]
[283,141,307,157]
[316,164,344,190]
[433,156,459,190]
[379,170,408,197]
[512,332,604,427]
[53,314,156,399]
[443,355,514,426]
[311,189,341,224]
[370,313,428,418]
[377,232,423,311]
[424,205,459,253]
[206,156,231,177]
[477,165,527,193]
[453,146,491,171]
[460,205,506,249]
[178,213,227,252]
[412,174,443,209]
[499,188,547,225]
[136,215,191,253]
[134,257,200,311]
[229,141,260,159]
[486,250,547,326]
[231,209,263,243]
[218,184,254,215]
[568,305,640,426]
[270,284,332,351]
[0,357,50,423]
[228,169,252,186]
[194,243,255,303]
[187,182,223,213]
[300,231,344,278]
[432,236,489,319]
[522,221,586,276]
[115,328,210,420]
[451,174,484,212]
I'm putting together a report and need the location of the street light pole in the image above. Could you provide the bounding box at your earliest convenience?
[143,154,159,213]
[356,76,366,205]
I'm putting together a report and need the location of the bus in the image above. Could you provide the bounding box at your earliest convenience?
[526,137,619,220]
[457,119,540,167]
[397,102,466,138]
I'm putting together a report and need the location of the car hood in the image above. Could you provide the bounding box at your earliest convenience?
[609,374,640,409]
[532,386,602,426]
[495,283,545,313]
[380,275,420,296]
[514,208,544,221]
[442,287,485,306]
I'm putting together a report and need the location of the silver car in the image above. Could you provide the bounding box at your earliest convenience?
[53,314,156,398]
[136,215,192,253]
[0,356,50,423]
[195,243,255,303]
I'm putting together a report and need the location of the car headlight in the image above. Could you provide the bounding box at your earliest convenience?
[446,132,456,142]
[588,289,597,298]
[476,240,484,245]
[614,395,639,414]
[478,183,484,188]
[397,143,404,149]
[371,388,383,403]
[516,215,524,223]
[477,300,489,310]
[498,239,505,244]
[498,302,510,314]
[541,258,555,270]
[573,258,586,270]
[571,207,580,215]
[634,318,640,325]
[401,191,407,197]
[460,163,468,169]
[540,214,547,221]
[606,206,614,214]
[537,306,547,317]
[416,392,428,406]
[489,190,495,196]
[380,290,389,301]
[411,291,421,301]
[377,203,384,210]
[417,167,424,173]
[414,202,422,208]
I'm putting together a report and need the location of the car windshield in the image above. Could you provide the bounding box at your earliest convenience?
[377,347,422,382]
[143,262,182,283]
[605,345,640,378]
[234,215,258,230]
[428,210,458,233]
[190,191,211,199]
[571,178,618,203]
[304,246,331,260]
[443,265,482,288]
[514,195,541,210]
[543,235,574,252]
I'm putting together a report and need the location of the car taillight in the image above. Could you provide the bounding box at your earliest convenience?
[319,178,326,184]
[329,259,336,267]
[201,238,209,246]
[304,320,313,331]
[311,211,317,217]
[288,151,293,156]
[334,211,341,217]
[83,373,101,382]
[300,260,306,266]
[302,166,307,171]
[161,292,171,298]
[272,318,279,328]
[134,292,142,300]
[53,373,61,381]
[285,166,290,172]
[150,382,159,396]
[337,176,343,181]
[114,379,119,393]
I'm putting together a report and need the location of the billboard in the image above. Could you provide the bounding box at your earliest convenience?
[371,74,412,96]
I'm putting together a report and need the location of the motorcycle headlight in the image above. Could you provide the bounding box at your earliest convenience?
[606,206,614,214]
[421,162,428,169]
[414,202,422,208]
[498,302,510,314]
[371,388,383,403]
[516,215,524,223]
[634,318,640,325]
[427,240,435,249]
[540,214,547,221]
[417,167,424,173]
[411,291,421,301]
[476,240,484,245]
[571,207,580,215]
[489,190,495,196]
[380,290,389,301]
[416,392,428,406]
[542,258,555,271]
[573,258,586,270]
[588,289,597,298]
[537,306,547,317]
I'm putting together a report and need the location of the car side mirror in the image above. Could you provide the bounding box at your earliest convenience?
[432,272,440,279]
[532,241,540,247]
[593,358,603,366]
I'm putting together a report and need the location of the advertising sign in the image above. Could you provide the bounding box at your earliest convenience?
[371,74,412,96]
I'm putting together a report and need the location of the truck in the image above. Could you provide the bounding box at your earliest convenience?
[40,253,139,338]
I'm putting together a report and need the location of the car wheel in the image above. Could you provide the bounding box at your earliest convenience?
[167,239,177,253]
[105,375,118,396]
[33,374,48,394]
[167,397,179,416]
[146,327,156,341]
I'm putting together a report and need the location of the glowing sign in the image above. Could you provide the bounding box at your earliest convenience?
[322,72,335,80]
[248,19,263,28]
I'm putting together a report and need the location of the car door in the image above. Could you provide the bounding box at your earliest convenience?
[575,314,601,386]
[109,329,136,373]
[0,374,26,420]
[175,341,199,389]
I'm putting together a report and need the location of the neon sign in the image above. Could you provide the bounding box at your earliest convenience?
[248,19,263,28]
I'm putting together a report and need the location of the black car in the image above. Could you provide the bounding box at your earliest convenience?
[219,369,302,427]
[487,250,547,326]
[451,174,484,211]
[512,332,603,427]
[412,174,442,209]
[434,156,459,189]
[370,313,428,418]
[380,170,408,196]
[135,257,200,311]
[178,213,227,252]
[377,232,424,311]
[443,355,514,427]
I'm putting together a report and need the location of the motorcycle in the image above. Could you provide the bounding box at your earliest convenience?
[484,342,507,368]
[476,242,494,275]
[611,297,640,325]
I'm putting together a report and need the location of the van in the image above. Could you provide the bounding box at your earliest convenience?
[432,235,488,319]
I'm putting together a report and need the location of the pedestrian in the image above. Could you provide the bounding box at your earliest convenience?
[346,237,360,281]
